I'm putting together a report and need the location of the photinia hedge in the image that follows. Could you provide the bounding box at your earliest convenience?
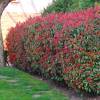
[6,6,100,94]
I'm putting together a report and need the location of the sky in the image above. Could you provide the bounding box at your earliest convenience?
[5,0,53,13]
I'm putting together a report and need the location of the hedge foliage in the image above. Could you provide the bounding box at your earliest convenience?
[6,6,100,94]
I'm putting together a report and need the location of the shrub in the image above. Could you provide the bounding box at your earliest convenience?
[6,6,100,94]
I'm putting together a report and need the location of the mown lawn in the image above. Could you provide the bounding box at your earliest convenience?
[0,67,68,100]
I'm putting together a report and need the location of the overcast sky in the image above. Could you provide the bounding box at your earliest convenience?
[5,0,53,13]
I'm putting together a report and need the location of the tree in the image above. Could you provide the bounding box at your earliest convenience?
[0,0,12,66]
[42,0,99,15]
[42,0,74,15]
[79,0,95,9]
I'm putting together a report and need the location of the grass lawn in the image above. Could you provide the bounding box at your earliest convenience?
[0,67,68,100]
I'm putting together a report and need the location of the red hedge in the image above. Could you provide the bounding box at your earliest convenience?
[6,6,100,94]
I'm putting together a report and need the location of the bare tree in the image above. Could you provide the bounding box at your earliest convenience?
[0,0,12,67]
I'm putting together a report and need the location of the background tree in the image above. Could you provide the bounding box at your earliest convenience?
[42,0,99,15]
[0,0,13,66]
[42,0,74,15]
[79,0,95,9]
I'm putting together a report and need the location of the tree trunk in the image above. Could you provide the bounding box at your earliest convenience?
[0,0,10,67]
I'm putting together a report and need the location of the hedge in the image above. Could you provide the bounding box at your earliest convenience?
[6,6,100,94]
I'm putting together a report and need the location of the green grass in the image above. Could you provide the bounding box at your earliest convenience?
[0,67,68,100]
